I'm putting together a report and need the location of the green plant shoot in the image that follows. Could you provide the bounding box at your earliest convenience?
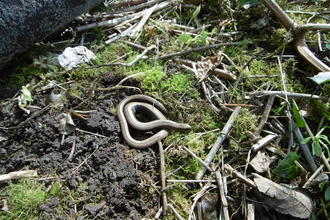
[179,5,201,44]
[308,71,330,85]
[319,181,330,201]
[292,101,306,128]
[273,151,301,179]
[302,126,330,157]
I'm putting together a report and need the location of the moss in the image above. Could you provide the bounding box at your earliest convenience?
[140,67,166,92]
[162,72,194,94]
[7,66,44,87]
[68,67,101,80]
[0,179,50,220]
[230,108,258,142]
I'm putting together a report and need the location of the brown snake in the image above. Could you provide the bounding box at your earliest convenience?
[117,94,191,148]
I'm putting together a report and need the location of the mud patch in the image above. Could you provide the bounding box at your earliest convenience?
[0,88,161,218]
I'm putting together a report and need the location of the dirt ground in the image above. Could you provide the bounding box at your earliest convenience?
[0,81,162,219]
[1,1,330,219]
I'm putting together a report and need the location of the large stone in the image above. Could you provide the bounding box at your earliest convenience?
[0,0,104,67]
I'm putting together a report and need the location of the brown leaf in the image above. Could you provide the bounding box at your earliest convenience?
[249,151,271,173]
[196,51,223,81]
[253,173,313,218]
[57,113,76,135]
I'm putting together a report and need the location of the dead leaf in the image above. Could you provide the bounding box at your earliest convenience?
[249,151,270,173]
[57,113,76,135]
[196,51,223,81]
[1,199,8,212]
[253,173,313,218]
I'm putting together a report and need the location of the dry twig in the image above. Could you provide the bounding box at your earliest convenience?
[196,107,241,180]
[215,170,230,220]
[245,91,328,101]
[158,141,168,215]
[254,96,275,136]
[0,170,37,181]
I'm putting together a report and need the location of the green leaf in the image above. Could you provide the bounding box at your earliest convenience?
[272,152,301,179]
[240,38,250,49]
[301,137,312,144]
[326,43,330,50]
[192,5,201,19]
[292,101,305,127]
[237,0,259,8]
[312,141,322,157]
[198,30,208,44]
[325,186,330,201]
[179,33,192,43]
[319,135,330,144]
[308,71,330,85]
[319,181,328,191]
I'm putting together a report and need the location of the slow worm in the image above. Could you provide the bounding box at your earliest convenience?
[117,94,191,148]
[124,102,192,131]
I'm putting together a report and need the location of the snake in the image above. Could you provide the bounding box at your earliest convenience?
[124,102,192,131]
[116,94,191,148]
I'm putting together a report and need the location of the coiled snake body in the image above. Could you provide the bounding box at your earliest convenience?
[117,94,191,148]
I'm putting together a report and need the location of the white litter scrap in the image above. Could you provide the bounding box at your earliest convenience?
[18,84,33,114]
[58,46,96,70]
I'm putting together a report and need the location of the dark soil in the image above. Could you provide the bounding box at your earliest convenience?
[0,82,161,219]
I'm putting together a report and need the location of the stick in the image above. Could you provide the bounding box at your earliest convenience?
[116,72,145,86]
[251,134,278,152]
[167,179,217,183]
[247,203,255,220]
[76,128,108,138]
[93,45,156,67]
[130,3,158,38]
[167,204,184,220]
[254,96,275,136]
[97,86,143,93]
[0,170,37,181]
[68,138,76,161]
[201,81,219,112]
[183,146,214,172]
[302,164,324,188]
[188,183,213,220]
[157,42,248,60]
[245,91,328,101]
[109,0,164,13]
[158,141,167,215]
[215,170,230,220]
[196,107,241,180]
[124,41,158,55]
[6,104,52,130]
[77,13,143,32]
[224,164,256,188]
